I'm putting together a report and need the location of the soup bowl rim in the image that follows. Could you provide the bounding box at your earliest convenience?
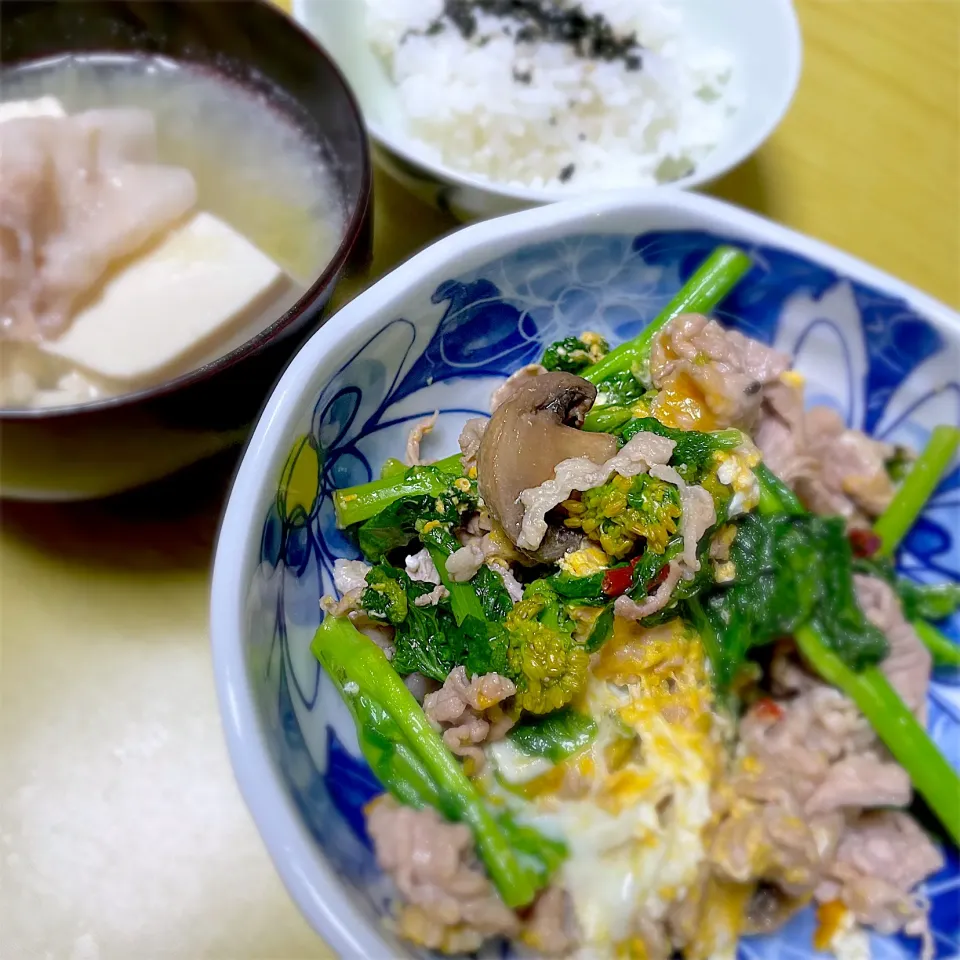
[0,1,373,421]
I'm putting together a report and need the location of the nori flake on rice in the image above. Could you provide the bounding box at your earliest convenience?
[442,0,644,69]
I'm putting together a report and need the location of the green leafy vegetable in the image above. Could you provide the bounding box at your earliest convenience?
[873,425,960,558]
[754,462,804,517]
[357,496,428,562]
[899,580,960,622]
[473,564,518,621]
[541,335,609,374]
[697,512,888,688]
[884,446,914,484]
[334,454,464,528]
[582,245,753,386]
[581,373,650,432]
[362,564,462,681]
[618,417,742,482]
[622,538,684,610]
[595,371,648,407]
[548,570,608,605]
[419,524,509,625]
[357,477,479,563]
[508,708,598,763]
[586,604,615,652]
[312,616,554,906]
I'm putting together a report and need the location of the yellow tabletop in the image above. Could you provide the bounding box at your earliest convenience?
[2,4,957,958]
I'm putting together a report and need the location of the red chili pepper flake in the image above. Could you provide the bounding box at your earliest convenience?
[602,557,673,599]
[602,564,633,597]
[601,556,643,597]
[848,528,882,558]
[753,697,785,722]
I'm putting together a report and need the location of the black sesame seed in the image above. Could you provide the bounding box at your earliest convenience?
[512,67,533,83]
[559,163,576,183]
[744,381,762,396]
[578,132,586,141]
[426,19,445,36]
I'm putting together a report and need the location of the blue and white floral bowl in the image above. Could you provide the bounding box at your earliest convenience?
[210,191,960,960]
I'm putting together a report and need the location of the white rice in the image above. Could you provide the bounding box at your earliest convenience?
[364,0,739,190]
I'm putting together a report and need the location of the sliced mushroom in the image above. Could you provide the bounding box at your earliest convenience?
[477,371,617,562]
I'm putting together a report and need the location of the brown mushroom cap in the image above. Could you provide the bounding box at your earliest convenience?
[477,371,617,561]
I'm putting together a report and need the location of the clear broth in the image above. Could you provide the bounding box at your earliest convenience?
[0,54,344,407]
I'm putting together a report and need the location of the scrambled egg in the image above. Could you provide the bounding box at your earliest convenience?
[651,371,719,431]
[491,618,724,956]
[816,902,870,960]
[559,544,610,577]
[716,443,761,517]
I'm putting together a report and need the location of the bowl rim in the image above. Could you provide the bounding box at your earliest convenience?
[210,188,959,959]
[299,0,802,204]
[0,0,373,422]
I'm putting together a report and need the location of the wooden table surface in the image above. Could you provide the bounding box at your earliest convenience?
[1,3,957,958]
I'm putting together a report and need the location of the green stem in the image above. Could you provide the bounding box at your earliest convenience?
[312,617,539,906]
[582,405,633,433]
[874,425,960,558]
[582,246,753,386]
[755,463,805,518]
[334,453,463,527]
[912,619,960,668]
[795,625,960,846]
[421,527,486,625]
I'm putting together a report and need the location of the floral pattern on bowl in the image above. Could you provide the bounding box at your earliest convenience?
[247,229,960,960]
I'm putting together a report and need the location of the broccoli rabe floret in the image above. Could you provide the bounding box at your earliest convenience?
[561,473,681,558]
[361,566,409,624]
[502,582,589,714]
[541,334,609,374]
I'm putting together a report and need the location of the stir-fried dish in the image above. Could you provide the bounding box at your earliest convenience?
[317,247,960,959]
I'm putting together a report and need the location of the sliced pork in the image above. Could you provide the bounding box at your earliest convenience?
[649,313,790,430]
[1,109,197,340]
[423,666,516,770]
[366,796,519,954]
[855,574,932,719]
[815,810,943,939]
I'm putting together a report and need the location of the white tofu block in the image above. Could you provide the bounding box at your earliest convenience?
[40,212,291,382]
[0,96,67,123]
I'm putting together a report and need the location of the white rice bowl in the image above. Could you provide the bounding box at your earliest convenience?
[364,0,740,191]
